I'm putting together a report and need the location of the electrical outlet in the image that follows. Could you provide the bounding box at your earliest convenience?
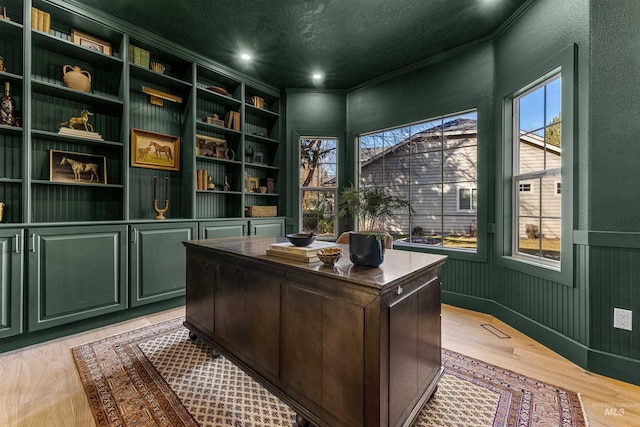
[613,308,633,331]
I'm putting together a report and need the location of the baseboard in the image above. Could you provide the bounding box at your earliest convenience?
[0,297,185,353]
[442,291,640,386]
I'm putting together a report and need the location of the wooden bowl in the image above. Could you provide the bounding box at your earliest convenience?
[317,247,342,265]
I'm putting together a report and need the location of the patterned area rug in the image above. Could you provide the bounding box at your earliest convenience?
[72,317,588,427]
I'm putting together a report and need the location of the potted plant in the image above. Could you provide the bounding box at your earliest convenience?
[337,183,412,267]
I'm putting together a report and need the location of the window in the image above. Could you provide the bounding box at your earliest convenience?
[457,187,477,211]
[299,137,337,237]
[358,110,478,251]
[512,73,561,263]
[555,181,561,195]
[519,183,533,193]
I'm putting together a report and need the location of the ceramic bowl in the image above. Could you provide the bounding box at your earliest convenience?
[286,232,316,247]
[317,247,342,266]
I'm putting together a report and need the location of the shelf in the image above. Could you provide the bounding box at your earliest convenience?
[196,155,241,165]
[0,124,23,135]
[31,30,123,67]
[245,162,279,170]
[196,121,241,137]
[31,79,124,107]
[245,104,279,119]
[32,179,123,189]
[197,87,242,107]
[245,192,279,197]
[130,63,192,92]
[0,178,21,184]
[0,16,23,31]
[245,133,279,145]
[0,71,23,84]
[196,189,242,195]
[31,129,123,147]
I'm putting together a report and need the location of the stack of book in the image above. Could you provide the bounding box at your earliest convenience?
[196,169,210,190]
[31,7,51,33]
[266,241,340,263]
[224,111,241,131]
[128,45,150,68]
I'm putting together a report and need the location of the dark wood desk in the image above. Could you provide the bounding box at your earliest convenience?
[183,236,446,427]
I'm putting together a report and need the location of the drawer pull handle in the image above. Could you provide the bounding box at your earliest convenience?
[397,285,403,295]
[14,233,19,253]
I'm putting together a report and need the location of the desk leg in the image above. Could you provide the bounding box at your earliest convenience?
[188,331,222,359]
[295,414,310,427]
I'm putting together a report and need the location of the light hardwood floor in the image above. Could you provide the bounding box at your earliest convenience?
[1,304,638,426]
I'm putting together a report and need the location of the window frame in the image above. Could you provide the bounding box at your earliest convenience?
[497,44,576,286]
[353,101,488,263]
[298,135,339,239]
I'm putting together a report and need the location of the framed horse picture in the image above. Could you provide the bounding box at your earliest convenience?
[131,128,180,171]
[50,149,107,185]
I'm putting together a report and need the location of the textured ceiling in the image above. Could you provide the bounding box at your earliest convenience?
[72,0,530,89]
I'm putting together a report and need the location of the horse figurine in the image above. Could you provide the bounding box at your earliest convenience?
[149,141,173,160]
[60,157,100,182]
[60,110,94,132]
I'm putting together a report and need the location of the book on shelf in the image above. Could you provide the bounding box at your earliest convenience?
[31,7,49,32]
[42,11,50,33]
[234,112,239,131]
[268,241,339,256]
[266,249,320,264]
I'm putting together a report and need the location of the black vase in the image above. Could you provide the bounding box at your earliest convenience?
[349,232,385,267]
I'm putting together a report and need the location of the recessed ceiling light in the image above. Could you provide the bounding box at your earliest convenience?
[240,53,251,61]
[312,73,323,80]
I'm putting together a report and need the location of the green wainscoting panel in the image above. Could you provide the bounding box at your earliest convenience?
[129,221,197,307]
[27,225,127,331]
[493,244,590,346]
[199,219,247,239]
[589,246,640,360]
[439,258,492,300]
[249,218,285,237]
[0,229,24,338]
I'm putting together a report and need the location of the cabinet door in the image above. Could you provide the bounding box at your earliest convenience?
[250,218,284,237]
[27,225,127,332]
[199,220,246,239]
[130,222,197,307]
[0,229,23,338]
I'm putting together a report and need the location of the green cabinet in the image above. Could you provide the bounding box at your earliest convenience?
[27,225,127,331]
[129,222,197,307]
[199,219,247,239]
[250,218,285,237]
[0,229,24,338]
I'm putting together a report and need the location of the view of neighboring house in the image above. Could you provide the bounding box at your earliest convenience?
[360,116,479,245]
[360,116,561,247]
[516,131,562,239]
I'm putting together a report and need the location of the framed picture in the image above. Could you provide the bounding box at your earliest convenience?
[71,29,112,56]
[50,149,107,185]
[249,177,259,192]
[131,128,180,171]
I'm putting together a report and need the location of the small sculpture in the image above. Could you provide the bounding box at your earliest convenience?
[224,176,230,191]
[152,176,169,220]
[60,109,94,132]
